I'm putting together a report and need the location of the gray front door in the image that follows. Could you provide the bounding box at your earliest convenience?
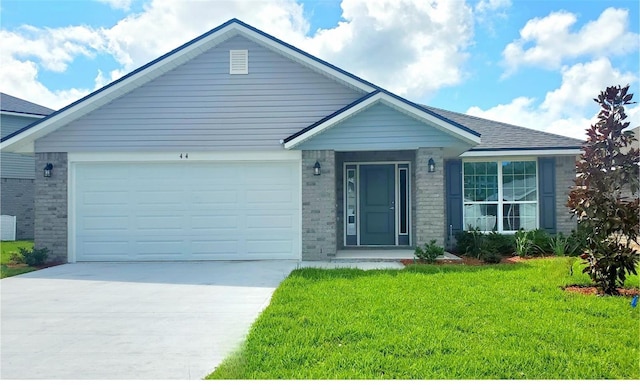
[360,164,395,245]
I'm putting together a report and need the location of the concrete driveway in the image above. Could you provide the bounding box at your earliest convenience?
[1,261,299,379]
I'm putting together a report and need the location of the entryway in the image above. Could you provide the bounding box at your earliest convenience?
[344,162,410,246]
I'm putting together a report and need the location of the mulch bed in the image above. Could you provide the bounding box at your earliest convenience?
[401,255,640,297]
[563,285,640,297]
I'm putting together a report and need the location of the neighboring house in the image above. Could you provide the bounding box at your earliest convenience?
[0,93,54,239]
[0,19,583,263]
[621,125,640,201]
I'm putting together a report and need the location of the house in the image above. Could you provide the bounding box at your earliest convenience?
[1,93,54,240]
[621,126,639,201]
[0,19,582,263]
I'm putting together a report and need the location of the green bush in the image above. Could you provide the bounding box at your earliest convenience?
[485,231,515,256]
[514,230,534,257]
[9,251,24,264]
[566,225,589,256]
[455,227,484,258]
[549,233,571,257]
[18,247,49,267]
[481,250,503,264]
[414,240,444,263]
[530,229,552,255]
[454,228,504,263]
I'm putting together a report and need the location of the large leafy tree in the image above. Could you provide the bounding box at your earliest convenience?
[567,85,640,295]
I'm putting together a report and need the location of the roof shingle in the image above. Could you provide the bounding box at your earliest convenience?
[424,105,583,151]
[1,93,54,116]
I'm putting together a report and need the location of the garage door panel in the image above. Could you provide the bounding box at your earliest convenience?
[82,191,130,206]
[74,160,300,261]
[246,214,294,229]
[80,216,129,231]
[191,240,239,256]
[245,239,294,254]
[190,215,239,230]
[78,239,130,258]
[190,190,238,205]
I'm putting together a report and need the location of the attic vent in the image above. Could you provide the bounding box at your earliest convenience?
[230,50,248,74]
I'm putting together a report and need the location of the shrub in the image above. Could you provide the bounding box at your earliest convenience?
[481,250,503,264]
[485,231,515,256]
[455,227,484,258]
[9,251,24,264]
[531,229,552,256]
[414,240,444,263]
[18,247,49,267]
[549,233,571,257]
[566,225,589,257]
[454,229,504,263]
[514,230,534,258]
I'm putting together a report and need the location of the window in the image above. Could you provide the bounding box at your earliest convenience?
[463,160,537,232]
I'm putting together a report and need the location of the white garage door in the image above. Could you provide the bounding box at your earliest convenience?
[73,161,300,261]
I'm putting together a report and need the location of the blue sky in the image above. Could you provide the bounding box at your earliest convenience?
[1,0,638,140]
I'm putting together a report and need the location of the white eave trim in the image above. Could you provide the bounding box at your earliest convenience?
[460,148,583,157]
[1,111,48,119]
[283,92,481,149]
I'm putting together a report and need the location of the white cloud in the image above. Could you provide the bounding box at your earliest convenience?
[306,0,474,98]
[0,0,475,109]
[475,0,511,13]
[96,0,133,11]
[466,58,639,140]
[503,7,639,75]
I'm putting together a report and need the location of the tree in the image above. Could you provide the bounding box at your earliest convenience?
[567,85,640,295]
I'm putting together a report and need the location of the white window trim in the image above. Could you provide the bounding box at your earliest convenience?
[462,158,539,233]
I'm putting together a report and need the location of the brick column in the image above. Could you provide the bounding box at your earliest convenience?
[35,152,68,263]
[301,150,336,260]
[415,148,445,247]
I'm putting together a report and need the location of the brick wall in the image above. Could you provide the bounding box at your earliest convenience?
[301,150,336,260]
[415,148,445,247]
[0,178,35,239]
[35,152,68,263]
[555,155,578,235]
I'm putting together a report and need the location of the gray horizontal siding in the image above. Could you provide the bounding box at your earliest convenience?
[1,114,42,139]
[296,102,466,151]
[36,35,364,152]
[1,152,35,179]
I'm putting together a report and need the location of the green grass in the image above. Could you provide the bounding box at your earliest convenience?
[1,240,35,278]
[208,258,640,379]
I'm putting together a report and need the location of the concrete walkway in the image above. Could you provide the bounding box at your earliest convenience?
[1,260,403,380]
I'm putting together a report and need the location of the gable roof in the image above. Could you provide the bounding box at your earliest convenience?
[0,18,379,152]
[0,18,583,157]
[424,106,583,156]
[1,93,54,117]
[0,18,484,153]
[283,90,481,149]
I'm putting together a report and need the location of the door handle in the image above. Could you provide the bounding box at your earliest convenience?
[390,206,395,210]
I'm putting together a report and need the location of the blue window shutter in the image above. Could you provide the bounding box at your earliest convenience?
[446,159,463,241]
[538,157,556,233]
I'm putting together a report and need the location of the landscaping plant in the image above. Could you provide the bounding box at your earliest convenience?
[454,228,504,263]
[414,240,444,263]
[17,247,49,267]
[567,85,640,295]
[514,229,534,258]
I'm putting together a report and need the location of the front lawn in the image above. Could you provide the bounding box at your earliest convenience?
[208,258,639,379]
[1,240,35,278]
